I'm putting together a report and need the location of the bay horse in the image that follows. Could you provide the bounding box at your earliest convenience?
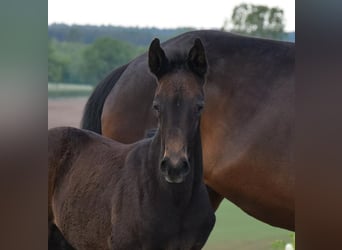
[82,30,295,231]
[49,38,215,249]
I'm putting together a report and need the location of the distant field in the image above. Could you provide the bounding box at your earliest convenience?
[48,83,94,98]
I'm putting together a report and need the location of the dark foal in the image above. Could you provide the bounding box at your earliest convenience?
[48,38,215,250]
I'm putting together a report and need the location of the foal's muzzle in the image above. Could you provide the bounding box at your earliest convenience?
[160,156,190,183]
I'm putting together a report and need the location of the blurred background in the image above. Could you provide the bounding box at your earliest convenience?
[48,1,295,249]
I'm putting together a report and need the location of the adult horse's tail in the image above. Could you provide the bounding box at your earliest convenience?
[81,64,128,133]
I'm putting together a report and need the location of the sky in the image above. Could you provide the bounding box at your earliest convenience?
[48,0,295,32]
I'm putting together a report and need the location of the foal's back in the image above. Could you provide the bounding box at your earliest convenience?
[49,127,135,249]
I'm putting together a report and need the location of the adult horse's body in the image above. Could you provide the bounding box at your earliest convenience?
[82,30,295,230]
[49,39,215,249]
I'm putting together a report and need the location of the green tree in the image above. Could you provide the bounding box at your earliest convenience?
[223,3,285,40]
[66,26,82,42]
[81,37,140,84]
[48,39,68,82]
[53,41,88,84]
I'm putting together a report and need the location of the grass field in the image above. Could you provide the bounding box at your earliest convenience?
[204,200,292,250]
[48,83,94,98]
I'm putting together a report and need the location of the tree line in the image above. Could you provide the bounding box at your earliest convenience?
[48,4,294,85]
[48,37,146,84]
[49,24,194,46]
[48,26,196,85]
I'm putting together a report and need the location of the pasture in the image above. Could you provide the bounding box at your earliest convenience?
[48,90,293,249]
[204,200,292,250]
[48,83,94,98]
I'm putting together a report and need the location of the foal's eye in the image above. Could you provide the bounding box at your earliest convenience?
[196,103,204,114]
[152,102,160,113]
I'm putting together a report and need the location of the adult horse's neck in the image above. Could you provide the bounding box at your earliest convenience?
[148,125,203,208]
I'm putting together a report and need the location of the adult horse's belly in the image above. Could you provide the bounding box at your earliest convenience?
[201,123,294,230]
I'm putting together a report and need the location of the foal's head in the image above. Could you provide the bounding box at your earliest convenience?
[148,38,207,184]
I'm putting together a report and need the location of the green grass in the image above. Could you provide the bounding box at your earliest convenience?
[203,200,293,250]
[48,83,93,98]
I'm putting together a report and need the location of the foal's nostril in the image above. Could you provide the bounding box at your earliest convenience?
[160,157,190,183]
[160,158,168,173]
[180,160,190,175]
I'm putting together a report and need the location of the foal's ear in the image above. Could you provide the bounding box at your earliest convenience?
[148,38,168,78]
[187,38,207,78]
